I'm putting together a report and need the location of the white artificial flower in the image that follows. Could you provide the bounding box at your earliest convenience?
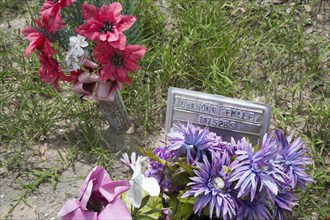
[121,152,147,167]
[65,35,88,71]
[69,35,88,49]
[65,53,80,70]
[125,153,160,208]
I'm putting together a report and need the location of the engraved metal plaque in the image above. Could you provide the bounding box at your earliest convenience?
[165,87,272,145]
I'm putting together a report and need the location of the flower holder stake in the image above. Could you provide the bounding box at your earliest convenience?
[98,90,131,133]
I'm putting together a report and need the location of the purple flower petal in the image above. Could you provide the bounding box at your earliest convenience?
[80,180,93,210]
[98,198,132,220]
[79,166,112,199]
[99,180,130,202]
[182,149,238,219]
[58,199,81,218]
[58,199,98,220]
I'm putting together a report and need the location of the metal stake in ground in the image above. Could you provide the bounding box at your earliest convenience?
[98,90,131,133]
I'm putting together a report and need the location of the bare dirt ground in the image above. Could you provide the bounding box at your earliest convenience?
[0,124,166,219]
[0,160,94,220]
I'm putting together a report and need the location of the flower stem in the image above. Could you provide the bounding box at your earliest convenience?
[24,0,34,23]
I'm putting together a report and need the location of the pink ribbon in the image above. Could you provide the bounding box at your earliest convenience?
[72,60,124,102]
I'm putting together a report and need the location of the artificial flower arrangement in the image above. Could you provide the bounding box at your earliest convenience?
[22,0,146,101]
[58,122,314,220]
[24,1,314,219]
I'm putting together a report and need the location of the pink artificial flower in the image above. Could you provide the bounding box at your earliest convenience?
[75,3,136,49]
[162,209,171,220]
[22,15,57,58]
[94,42,147,82]
[38,52,73,90]
[58,166,132,220]
[39,0,75,32]
[71,59,123,101]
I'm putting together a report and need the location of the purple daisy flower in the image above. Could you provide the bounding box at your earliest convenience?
[167,123,216,165]
[182,152,238,219]
[145,146,175,192]
[207,135,238,157]
[236,193,271,220]
[272,190,298,220]
[229,134,288,201]
[223,137,252,158]
[199,131,220,151]
[275,130,314,189]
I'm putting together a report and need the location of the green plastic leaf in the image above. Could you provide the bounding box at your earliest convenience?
[171,168,192,187]
[167,194,194,220]
[177,190,197,205]
[172,202,194,220]
[135,215,158,220]
[134,195,150,215]
[137,196,163,219]
[139,147,176,171]
[174,161,197,175]
[143,208,165,215]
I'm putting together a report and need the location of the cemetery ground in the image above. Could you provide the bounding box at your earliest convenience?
[0,0,329,219]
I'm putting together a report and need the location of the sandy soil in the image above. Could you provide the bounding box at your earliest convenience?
[0,161,94,220]
[0,125,166,220]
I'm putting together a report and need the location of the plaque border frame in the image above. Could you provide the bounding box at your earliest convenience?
[165,87,272,142]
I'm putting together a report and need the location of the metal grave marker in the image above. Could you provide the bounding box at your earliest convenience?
[165,87,272,145]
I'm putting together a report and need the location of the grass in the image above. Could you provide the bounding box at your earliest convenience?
[0,0,329,219]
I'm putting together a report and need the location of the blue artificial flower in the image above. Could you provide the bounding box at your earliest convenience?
[208,135,237,157]
[182,152,238,219]
[167,123,216,165]
[275,130,314,189]
[272,190,298,220]
[236,193,271,220]
[199,131,221,151]
[145,146,175,192]
[229,134,288,201]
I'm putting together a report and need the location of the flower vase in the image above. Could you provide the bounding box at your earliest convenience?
[98,90,131,133]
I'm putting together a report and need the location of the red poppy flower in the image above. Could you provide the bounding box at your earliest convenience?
[39,0,75,32]
[38,52,73,90]
[75,3,136,50]
[22,15,57,58]
[94,42,147,83]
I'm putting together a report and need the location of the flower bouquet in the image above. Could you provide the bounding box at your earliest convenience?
[59,122,314,220]
[22,0,147,132]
